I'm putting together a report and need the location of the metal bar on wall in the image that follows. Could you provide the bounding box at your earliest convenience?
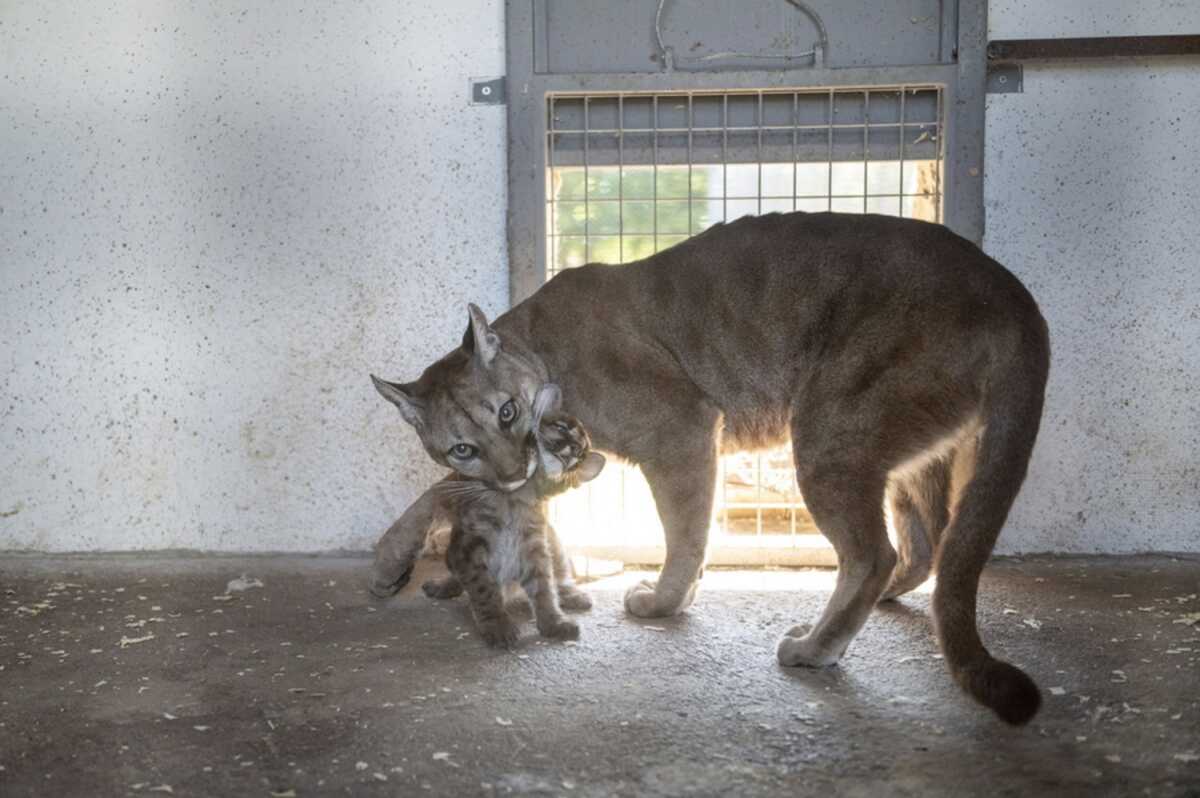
[899,88,906,217]
[618,94,625,263]
[862,90,870,213]
[583,97,590,261]
[652,94,659,251]
[988,34,1200,61]
[547,96,556,274]
[825,89,833,210]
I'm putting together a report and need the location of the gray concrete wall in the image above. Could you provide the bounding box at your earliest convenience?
[1,1,508,551]
[2,2,1196,554]
[988,0,1200,39]
[985,0,1200,552]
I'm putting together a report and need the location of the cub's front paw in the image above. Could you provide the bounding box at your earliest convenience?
[557,585,593,612]
[503,592,534,621]
[477,616,521,648]
[538,617,580,641]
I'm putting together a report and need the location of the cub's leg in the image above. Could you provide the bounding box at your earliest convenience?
[880,457,950,601]
[369,478,451,598]
[623,409,720,618]
[421,573,463,599]
[523,522,579,640]
[446,530,519,648]
[547,522,592,611]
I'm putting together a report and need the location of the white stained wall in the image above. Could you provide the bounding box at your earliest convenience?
[2,1,1197,555]
[986,0,1200,552]
[0,2,508,551]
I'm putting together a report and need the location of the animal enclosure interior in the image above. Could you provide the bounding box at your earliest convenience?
[2,0,1198,796]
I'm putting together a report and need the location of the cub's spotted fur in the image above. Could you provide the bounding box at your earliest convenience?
[418,385,603,646]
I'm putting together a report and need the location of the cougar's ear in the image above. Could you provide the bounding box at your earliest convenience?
[463,303,500,365]
[576,451,606,484]
[370,374,425,429]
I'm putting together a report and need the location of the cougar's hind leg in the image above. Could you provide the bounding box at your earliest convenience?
[777,454,895,668]
[881,456,951,602]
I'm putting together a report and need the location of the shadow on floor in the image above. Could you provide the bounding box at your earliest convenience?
[0,554,1197,796]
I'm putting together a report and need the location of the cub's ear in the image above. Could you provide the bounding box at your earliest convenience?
[532,382,562,424]
[463,303,500,365]
[370,374,425,429]
[576,451,606,484]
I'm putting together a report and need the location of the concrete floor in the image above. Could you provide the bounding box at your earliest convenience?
[0,555,1197,797]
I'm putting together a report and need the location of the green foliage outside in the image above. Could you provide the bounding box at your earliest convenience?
[551,166,713,270]
[549,159,939,273]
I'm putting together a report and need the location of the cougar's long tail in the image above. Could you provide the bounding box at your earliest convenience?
[932,311,1050,725]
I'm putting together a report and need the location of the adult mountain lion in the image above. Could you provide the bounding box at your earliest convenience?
[370,211,1050,725]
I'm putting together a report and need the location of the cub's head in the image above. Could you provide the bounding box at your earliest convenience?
[531,383,605,493]
[371,304,547,492]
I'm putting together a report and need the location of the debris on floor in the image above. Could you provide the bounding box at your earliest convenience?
[0,554,1196,796]
[224,575,264,593]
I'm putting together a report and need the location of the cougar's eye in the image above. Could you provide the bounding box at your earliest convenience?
[448,443,478,460]
[498,399,518,426]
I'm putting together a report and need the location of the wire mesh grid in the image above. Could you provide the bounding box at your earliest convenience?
[543,86,945,549]
[546,86,943,277]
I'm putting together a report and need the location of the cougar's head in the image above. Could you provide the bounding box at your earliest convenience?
[371,304,546,492]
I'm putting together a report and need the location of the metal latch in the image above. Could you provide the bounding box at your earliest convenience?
[470,77,506,105]
[986,64,1023,94]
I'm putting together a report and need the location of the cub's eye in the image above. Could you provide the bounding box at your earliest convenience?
[448,443,478,460]
[498,399,518,426]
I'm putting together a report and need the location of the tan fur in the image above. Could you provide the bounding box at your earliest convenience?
[370,211,1050,724]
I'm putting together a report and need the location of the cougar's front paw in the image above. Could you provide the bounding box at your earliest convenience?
[623,579,698,617]
[776,624,842,668]
[538,616,580,641]
[477,616,521,649]
[557,585,593,612]
[623,579,660,617]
